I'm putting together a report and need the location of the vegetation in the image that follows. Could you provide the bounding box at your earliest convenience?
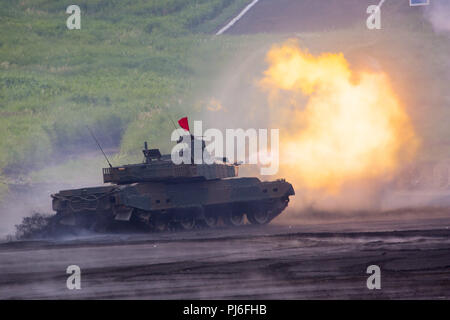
[0,0,253,195]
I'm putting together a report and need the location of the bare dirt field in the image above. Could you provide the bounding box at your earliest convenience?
[0,212,449,299]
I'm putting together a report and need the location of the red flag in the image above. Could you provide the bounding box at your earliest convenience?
[178,117,190,131]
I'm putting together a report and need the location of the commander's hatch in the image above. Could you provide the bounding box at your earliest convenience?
[143,141,161,163]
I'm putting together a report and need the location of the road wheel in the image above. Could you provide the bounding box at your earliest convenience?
[153,217,168,232]
[89,212,113,233]
[202,211,218,228]
[49,213,78,236]
[247,209,270,225]
[223,211,244,227]
[179,215,196,230]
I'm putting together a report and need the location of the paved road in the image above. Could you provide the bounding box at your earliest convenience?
[225,0,419,34]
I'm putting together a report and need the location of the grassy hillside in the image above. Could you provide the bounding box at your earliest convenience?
[0,0,254,194]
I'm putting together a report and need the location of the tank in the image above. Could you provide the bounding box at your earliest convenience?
[50,137,295,232]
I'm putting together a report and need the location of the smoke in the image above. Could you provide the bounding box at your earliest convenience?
[261,40,419,191]
[425,1,450,34]
[0,151,108,239]
[196,38,424,215]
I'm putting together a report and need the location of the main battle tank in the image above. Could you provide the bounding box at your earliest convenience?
[51,137,295,232]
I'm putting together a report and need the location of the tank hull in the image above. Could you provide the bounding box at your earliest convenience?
[51,177,295,231]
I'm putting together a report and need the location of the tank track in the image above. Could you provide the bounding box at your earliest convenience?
[52,196,290,234]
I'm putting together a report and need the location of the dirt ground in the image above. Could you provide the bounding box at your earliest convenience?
[0,212,449,299]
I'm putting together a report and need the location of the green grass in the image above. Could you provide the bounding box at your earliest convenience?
[0,0,253,188]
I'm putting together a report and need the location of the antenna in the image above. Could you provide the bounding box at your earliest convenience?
[153,105,178,131]
[87,126,113,168]
[169,117,178,131]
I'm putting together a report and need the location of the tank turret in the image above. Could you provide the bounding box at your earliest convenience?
[103,140,238,184]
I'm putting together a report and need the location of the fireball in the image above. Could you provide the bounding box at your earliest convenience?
[260,40,419,193]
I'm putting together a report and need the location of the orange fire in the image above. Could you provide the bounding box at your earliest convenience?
[260,40,419,193]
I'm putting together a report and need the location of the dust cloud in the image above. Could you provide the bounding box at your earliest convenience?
[0,146,111,238]
[196,32,449,220]
[425,1,450,34]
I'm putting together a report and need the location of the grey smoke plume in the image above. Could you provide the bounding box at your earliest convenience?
[425,1,450,34]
